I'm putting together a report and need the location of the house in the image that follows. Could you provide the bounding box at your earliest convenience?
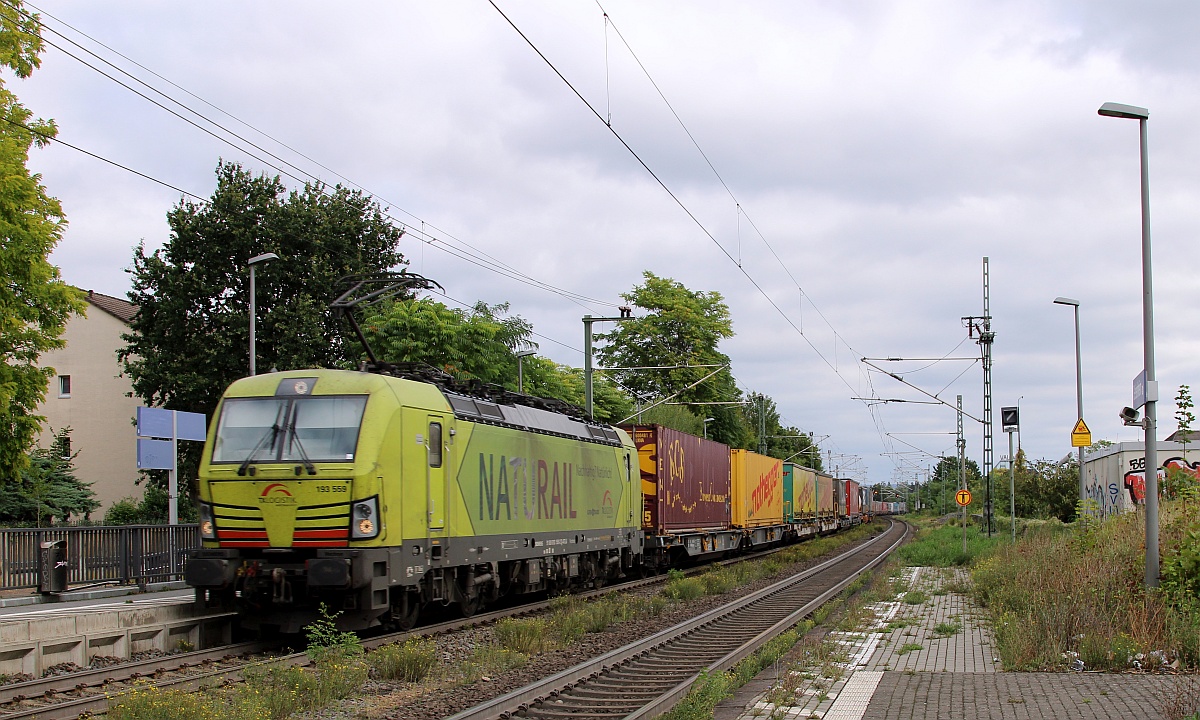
[35,290,141,514]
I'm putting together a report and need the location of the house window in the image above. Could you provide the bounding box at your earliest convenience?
[58,375,71,398]
[57,435,71,460]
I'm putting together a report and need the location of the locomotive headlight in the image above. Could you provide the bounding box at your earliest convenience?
[198,503,216,539]
[351,496,380,539]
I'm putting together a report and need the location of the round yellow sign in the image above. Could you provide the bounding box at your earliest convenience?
[955,489,972,507]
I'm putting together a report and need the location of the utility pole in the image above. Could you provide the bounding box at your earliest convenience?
[582,308,632,420]
[960,393,969,552]
[963,257,995,536]
[758,395,767,455]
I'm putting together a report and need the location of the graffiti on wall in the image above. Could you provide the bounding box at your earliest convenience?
[1122,456,1199,504]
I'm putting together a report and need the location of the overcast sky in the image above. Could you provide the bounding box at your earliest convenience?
[20,1,1200,485]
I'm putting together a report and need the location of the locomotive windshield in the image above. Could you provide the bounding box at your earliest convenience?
[211,395,368,464]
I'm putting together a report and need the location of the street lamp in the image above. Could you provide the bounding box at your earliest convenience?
[703,417,714,439]
[1053,296,1085,511]
[516,350,536,393]
[1098,100,1159,587]
[247,252,279,376]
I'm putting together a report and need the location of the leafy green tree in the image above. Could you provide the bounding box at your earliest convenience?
[928,455,982,514]
[516,357,632,425]
[361,298,533,385]
[632,404,705,436]
[0,429,98,526]
[0,4,86,483]
[741,391,822,468]
[121,161,406,490]
[989,449,1078,522]
[596,272,740,443]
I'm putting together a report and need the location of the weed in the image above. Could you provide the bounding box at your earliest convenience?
[896,643,923,655]
[303,603,362,663]
[972,498,1200,671]
[495,617,548,654]
[454,643,528,685]
[933,622,962,637]
[663,575,706,601]
[902,591,928,605]
[370,637,438,682]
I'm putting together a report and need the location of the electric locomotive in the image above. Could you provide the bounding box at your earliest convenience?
[185,367,641,633]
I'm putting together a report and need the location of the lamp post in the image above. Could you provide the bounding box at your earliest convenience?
[703,417,714,439]
[516,350,536,393]
[1053,296,1085,511]
[1098,101,1159,587]
[247,252,279,376]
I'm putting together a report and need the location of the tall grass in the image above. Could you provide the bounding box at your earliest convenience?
[972,498,1199,671]
[370,637,439,682]
[896,523,1004,567]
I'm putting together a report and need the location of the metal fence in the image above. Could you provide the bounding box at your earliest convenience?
[0,524,200,591]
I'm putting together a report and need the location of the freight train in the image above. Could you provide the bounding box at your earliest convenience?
[185,367,877,633]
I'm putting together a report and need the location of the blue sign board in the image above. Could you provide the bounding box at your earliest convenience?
[136,406,175,439]
[176,412,208,442]
[137,438,175,470]
[137,407,207,441]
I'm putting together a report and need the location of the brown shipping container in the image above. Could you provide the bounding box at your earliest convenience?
[816,473,835,516]
[626,425,732,533]
[730,449,784,528]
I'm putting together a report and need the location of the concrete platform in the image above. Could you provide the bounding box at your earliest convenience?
[0,584,235,676]
[721,566,1183,720]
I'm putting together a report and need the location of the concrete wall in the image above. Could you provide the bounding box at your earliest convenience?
[1082,441,1199,517]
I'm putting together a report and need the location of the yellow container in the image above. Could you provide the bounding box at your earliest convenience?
[730,449,783,528]
[791,465,818,518]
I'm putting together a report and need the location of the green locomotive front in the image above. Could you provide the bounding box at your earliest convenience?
[185,369,641,633]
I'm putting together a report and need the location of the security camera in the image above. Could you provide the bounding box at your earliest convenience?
[1120,407,1142,426]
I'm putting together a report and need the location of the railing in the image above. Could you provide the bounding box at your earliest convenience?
[0,525,200,591]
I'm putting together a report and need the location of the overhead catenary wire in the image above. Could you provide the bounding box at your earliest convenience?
[488,1,866,402]
[17,0,621,315]
[490,1,888,474]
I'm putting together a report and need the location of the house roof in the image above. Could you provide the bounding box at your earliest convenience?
[85,289,137,324]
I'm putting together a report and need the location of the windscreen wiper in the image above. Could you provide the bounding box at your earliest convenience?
[287,422,317,475]
[237,405,286,476]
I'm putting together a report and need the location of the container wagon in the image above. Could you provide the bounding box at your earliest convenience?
[625,424,738,567]
[730,449,785,547]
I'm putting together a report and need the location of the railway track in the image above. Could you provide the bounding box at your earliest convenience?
[448,518,908,720]
[0,524,895,719]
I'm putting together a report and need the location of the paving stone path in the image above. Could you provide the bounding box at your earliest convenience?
[719,566,1182,720]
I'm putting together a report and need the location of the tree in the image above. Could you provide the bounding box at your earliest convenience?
[0,4,86,483]
[742,391,822,468]
[989,449,1079,522]
[361,298,533,386]
[0,429,98,526]
[929,455,982,514]
[121,161,406,489]
[596,272,740,443]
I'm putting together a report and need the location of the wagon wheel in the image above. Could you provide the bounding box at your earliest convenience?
[458,594,481,618]
[393,591,420,631]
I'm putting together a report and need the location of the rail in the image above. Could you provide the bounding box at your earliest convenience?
[0,524,200,590]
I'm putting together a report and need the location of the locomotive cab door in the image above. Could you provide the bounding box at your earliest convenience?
[426,416,448,530]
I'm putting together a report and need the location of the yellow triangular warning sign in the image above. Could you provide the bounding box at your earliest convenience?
[1072,418,1090,435]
